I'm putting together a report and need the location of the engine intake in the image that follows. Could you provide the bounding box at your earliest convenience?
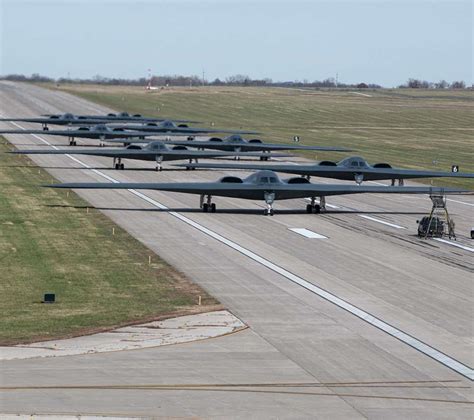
[248,139,262,143]
[209,137,223,142]
[319,161,337,166]
[220,176,243,183]
[373,163,392,168]
[287,177,310,184]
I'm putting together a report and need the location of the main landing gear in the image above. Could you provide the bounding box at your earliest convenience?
[42,125,49,131]
[68,137,77,146]
[306,196,325,213]
[200,194,216,213]
[391,178,404,186]
[186,158,197,170]
[113,157,125,170]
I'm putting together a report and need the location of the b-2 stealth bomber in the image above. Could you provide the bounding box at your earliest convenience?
[12,141,288,171]
[46,170,468,215]
[177,155,474,185]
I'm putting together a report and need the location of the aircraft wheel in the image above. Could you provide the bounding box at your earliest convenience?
[314,204,321,214]
[120,163,125,170]
[202,203,209,212]
[269,209,274,216]
[210,203,216,213]
[306,204,313,213]
[43,127,49,131]
[114,163,119,170]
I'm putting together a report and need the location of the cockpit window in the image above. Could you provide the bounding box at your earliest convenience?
[269,177,278,183]
[162,120,176,128]
[227,135,244,143]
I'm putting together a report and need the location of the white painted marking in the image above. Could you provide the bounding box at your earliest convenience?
[349,91,372,97]
[359,215,407,229]
[289,228,328,239]
[368,180,388,186]
[447,198,474,207]
[433,238,474,253]
[5,119,473,381]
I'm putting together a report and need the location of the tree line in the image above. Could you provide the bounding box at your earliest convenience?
[398,78,467,89]
[0,73,469,89]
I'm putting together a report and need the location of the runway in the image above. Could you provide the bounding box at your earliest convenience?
[0,82,472,418]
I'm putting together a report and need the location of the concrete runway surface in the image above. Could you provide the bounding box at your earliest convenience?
[0,82,472,418]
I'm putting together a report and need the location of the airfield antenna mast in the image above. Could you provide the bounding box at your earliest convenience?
[335,72,338,87]
[147,68,152,90]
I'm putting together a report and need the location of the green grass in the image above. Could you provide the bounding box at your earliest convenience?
[55,84,473,188]
[0,139,218,344]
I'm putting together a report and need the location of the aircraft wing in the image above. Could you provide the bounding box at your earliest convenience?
[46,181,469,201]
[10,149,291,160]
[367,168,474,180]
[0,129,161,139]
[9,149,151,158]
[162,140,351,152]
[174,163,474,181]
[0,117,51,123]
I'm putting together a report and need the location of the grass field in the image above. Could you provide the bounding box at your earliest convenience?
[0,138,218,344]
[57,84,473,188]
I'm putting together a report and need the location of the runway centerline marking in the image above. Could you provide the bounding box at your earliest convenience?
[433,238,474,253]
[289,228,328,239]
[5,118,473,382]
[359,215,407,229]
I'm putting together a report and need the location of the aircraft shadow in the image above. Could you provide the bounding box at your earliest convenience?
[44,204,425,216]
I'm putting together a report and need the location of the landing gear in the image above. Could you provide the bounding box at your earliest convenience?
[42,125,49,131]
[260,151,271,161]
[354,173,364,185]
[113,158,124,170]
[68,138,77,146]
[200,195,216,213]
[391,178,404,186]
[155,155,163,171]
[264,191,275,216]
[265,208,274,216]
[187,158,197,169]
[306,197,325,213]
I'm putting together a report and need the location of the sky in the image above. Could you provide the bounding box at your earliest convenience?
[0,0,472,87]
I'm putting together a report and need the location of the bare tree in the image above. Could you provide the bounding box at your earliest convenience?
[450,80,466,89]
